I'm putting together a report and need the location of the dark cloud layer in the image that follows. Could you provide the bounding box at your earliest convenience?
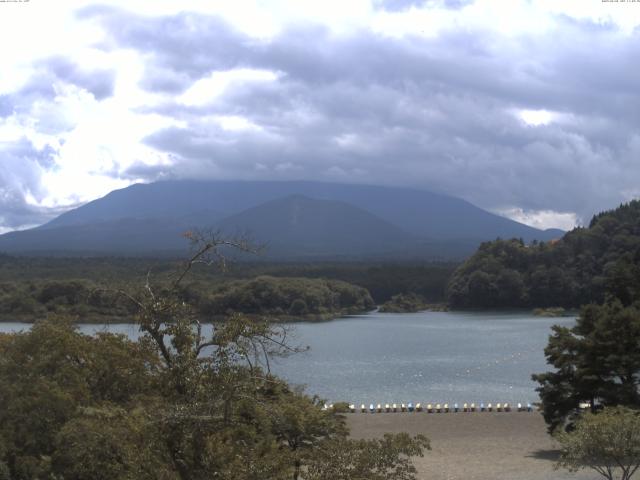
[82,6,638,223]
[2,5,639,232]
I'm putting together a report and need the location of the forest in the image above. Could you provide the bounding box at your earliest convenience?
[0,275,375,323]
[447,200,640,309]
[0,256,455,322]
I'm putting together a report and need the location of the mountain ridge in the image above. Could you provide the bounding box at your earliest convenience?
[1,180,564,259]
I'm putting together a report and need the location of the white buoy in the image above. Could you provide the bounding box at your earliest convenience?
[377,404,382,413]
[416,403,422,412]
[488,403,493,412]
[527,403,533,412]
[504,403,510,412]
[349,404,355,413]
[385,403,390,412]
[463,403,468,412]
[496,403,502,412]
[444,403,449,413]
[427,404,433,413]
[361,404,366,413]
[517,403,523,412]
[436,403,441,413]
[392,403,397,412]
[401,403,406,412]
[470,403,476,412]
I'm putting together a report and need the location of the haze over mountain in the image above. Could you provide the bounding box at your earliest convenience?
[0,180,563,259]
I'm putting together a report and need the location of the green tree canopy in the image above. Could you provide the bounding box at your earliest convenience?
[556,406,640,480]
[447,200,640,309]
[0,233,429,480]
[533,301,640,432]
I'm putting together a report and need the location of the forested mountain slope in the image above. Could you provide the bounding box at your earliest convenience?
[447,200,640,308]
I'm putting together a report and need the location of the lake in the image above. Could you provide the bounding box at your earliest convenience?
[0,310,573,405]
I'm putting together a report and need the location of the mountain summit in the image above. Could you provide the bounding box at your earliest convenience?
[0,180,563,259]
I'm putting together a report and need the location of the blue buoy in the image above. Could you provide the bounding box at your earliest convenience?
[408,402,414,412]
[369,403,375,413]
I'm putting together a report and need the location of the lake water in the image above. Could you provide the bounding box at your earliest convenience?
[0,311,573,406]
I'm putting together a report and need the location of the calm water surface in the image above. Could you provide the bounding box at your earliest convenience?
[0,311,574,405]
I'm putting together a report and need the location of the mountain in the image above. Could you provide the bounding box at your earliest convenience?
[216,195,414,258]
[0,218,190,255]
[0,180,564,258]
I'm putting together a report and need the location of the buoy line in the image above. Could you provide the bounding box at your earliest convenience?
[322,402,535,413]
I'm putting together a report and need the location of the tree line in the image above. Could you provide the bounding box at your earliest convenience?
[0,275,375,323]
[0,255,457,304]
[447,200,640,309]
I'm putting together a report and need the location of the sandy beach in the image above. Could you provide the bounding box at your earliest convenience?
[347,412,600,480]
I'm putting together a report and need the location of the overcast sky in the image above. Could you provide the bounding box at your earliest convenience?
[1,0,639,233]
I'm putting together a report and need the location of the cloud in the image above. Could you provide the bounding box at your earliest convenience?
[85,8,638,227]
[40,57,116,100]
[2,1,640,232]
[0,138,62,230]
[374,0,474,12]
[497,208,579,231]
[2,58,116,110]
[78,6,254,93]
[374,0,428,12]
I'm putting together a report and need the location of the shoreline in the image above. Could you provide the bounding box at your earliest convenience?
[0,310,369,325]
[347,412,598,480]
[0,307,579,324]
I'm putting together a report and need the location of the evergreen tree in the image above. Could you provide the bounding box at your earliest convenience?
[533,301,640,432]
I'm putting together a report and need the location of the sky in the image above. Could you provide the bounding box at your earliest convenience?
[1,0,640,233]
